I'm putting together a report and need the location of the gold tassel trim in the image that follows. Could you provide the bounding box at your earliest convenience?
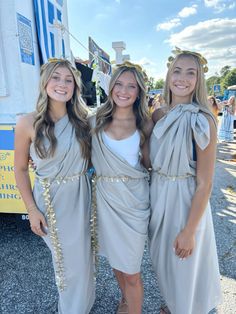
[90,174,99,278]
[41,178,66,292]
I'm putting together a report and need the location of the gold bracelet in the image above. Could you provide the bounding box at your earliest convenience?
[27,204,38,213]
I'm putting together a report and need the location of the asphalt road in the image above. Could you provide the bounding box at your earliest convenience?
[0,141,235,314]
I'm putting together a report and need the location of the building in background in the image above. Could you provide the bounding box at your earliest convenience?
[0,0,71,215]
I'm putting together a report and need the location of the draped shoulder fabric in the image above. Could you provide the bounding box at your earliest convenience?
[30,115,95,314]
[149,104,222,314]
[91,117,150,274]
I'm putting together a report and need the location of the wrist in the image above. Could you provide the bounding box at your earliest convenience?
[183,225,196,236]
[26,203,38,213]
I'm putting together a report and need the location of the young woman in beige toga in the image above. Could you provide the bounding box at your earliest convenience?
[14,59,95,314]
[91,62,150,314]
[148,49,222,314]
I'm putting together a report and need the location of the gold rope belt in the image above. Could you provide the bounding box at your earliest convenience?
[95,174,149,182]
[153,170,195,181]
[36,171,87,185]
[37,171,86,292]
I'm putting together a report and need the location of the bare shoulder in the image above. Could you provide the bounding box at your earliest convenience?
[15,112,36,140]
[152,106,168,124]
[17,112,35,126]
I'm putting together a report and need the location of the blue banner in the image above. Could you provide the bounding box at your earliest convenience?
[0,130,15,150]
[17,13,35,65]
[33,0,64,64]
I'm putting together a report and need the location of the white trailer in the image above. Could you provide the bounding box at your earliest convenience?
[0,0,71,214]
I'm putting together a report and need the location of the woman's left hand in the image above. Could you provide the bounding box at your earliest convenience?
[173,228,195,259]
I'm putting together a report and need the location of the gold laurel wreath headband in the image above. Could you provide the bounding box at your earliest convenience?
[167,47,208,73]
[48,57,66,63]
[115,61,148,82]
[43,58,81,77]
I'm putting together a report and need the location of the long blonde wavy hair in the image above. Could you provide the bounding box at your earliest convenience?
[164,53,216,123]
[94,65,149,145]
[34,60,90,159]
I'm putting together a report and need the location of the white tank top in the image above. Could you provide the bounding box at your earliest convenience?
[102,130,140,167]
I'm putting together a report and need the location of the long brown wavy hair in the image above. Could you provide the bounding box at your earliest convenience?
[34,60,90,159]
[94,64,149,145]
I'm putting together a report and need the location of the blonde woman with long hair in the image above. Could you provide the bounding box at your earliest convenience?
[218,95,236,141]
[148,49,222,313]
[91,62,150,314]
[14,59,95,314]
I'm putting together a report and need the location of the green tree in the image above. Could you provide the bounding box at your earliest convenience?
[220,65,231,78]
[147,76,155,90]
[206,76,220,95]
[221,68,236,89]
[154,79,165,89]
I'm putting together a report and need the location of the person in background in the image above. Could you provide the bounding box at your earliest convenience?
[208,95,220,121]
[14,59,95,314]
[148,48,222,314]
[153,93,165,109]
[148,94,165,115]
[218,96,236,142]
[91,61,150,314]
[148,96,155,115]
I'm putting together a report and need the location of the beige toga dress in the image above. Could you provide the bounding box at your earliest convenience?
[149,103,222,314]
[30,115,95,314]
[91,121,150,274]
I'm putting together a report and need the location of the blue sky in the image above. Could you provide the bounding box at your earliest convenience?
[67,0,236,80]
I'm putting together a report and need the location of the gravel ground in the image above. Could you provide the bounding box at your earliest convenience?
[0,141,235,314]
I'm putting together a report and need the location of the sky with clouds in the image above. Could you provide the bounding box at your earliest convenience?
[67,0,236,80]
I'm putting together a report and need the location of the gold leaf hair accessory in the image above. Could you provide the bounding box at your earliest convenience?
[115,61,148,82]
[47,57,66,63]
[44,58,81,77]
[167,47,208,73]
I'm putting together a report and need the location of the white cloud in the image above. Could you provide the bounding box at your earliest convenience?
[135,58,166,80]
[156,4,197,32]
[229,2,236,9]
[166,18,236,76]
[204,0,221,7]
[178,5,198,18]
[115,0,120,3]
[156,18,181,31]
[204,0,235,13]
[137,57,156,66]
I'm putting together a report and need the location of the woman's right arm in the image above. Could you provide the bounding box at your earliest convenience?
[142,107,168,169]
[229,104,236,115]
[14,116,35,209]
[142,118,154,169]
[14,115,47,236]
